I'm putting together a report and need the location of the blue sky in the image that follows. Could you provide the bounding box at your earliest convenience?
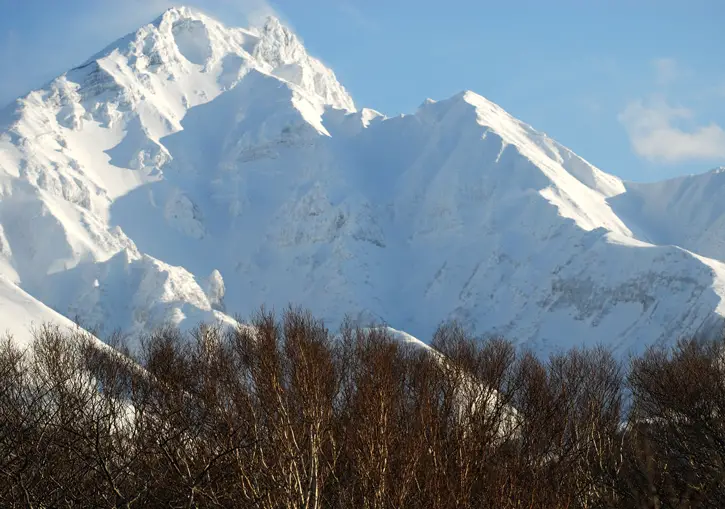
[1,0,724,181]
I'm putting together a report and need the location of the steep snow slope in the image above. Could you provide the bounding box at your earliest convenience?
[0,6,349,338]
[37,249,234,337]
[610,168,725,263]
[0,6,724,355]
[0,275,89,348]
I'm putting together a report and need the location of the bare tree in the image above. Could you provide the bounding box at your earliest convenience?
[3,312,723,508]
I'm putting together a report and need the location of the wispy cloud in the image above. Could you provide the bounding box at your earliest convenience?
[78,0,278,39]
[0,30,21,105]
[575,97,603,115]
[336,2,379,32]
[618,58,725,164]
[652,57,680,86]
[619,96,725,163]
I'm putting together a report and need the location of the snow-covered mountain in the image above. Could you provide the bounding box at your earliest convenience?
[1,6,724,355]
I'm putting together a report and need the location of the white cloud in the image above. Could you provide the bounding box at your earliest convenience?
[619,97,725,164]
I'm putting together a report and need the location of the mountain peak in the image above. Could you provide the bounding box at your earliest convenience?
[150,5,218,32]
[44,6,354,114]
[257,15,302,54]
[261,14,287,31]
[156,5,206,21]
[251,16,355,111]
[9,1,724,357]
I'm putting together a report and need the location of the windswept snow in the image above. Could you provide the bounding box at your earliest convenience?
[0,275,88,348]
[0,6,724,355]
[610,167,725,263]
